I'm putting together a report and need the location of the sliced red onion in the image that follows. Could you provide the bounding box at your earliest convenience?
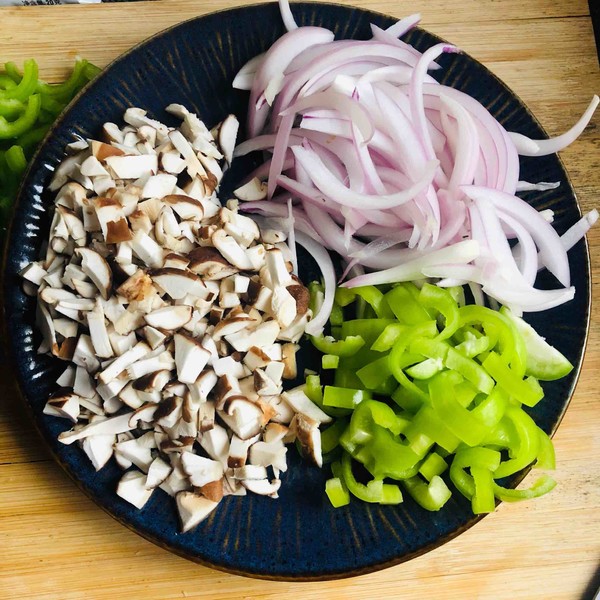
[343,240,480,287]
[286,198,298,275]
[509,95,599,156]
[278,0,298,32]
[232,53,265,90]
[248,27,334,136]
[294,231,335,336]
[561,209,598,251]
[232,16,596,314]
[293,144,438,210]
[516,180,560,192]
[382,13,422,38]
[463,185,571,287]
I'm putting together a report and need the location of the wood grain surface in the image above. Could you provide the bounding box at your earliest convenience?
[1,1,599,598]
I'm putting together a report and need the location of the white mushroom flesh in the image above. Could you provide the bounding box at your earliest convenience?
[22,105,318,533]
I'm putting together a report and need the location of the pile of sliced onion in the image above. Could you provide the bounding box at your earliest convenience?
[233,0,598,320]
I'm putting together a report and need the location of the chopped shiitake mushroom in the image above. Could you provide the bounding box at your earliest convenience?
[23,105,318,533]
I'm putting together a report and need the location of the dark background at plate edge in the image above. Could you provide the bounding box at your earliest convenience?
[0,1,591,581]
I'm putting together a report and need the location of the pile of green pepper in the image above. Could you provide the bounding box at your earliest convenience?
[306,282,571,514]
[0,58,100,228]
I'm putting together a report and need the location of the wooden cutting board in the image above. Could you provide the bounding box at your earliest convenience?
[0,1,598,598]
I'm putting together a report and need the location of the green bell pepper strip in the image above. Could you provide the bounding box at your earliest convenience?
[404,405,460,453]
[356,353,414,396]
[458,305,526,377]
[389,341,429,401]
[4,144,27,176]
[341,452,403,504]
[322,354,339,369]
[311,334,365,357]
[454,381,479,408]
[445,347,495,394]
[492,474,556,502]
[352,286,395,318]
[428,371,490,446]
[325,477,351,507]
[83,61,102,80]
[450,447,502,499]
[321,418,349,454]
[356,355,392,389]
[323,386,371,410]
[0,94,42,139]
[391,384,426,414]
[535,429,556,470]
[0,75,17,90]
[3,62,22,84]
[471,466,496,513]
[493,405,541,478]
[402,475,452,511]
[0,98,24,120]
[419,283,460,340]
[455,333,492,358]
[419,452,448,481]
[40,94,67,117]
[305,375,351,418]
[361,426,421,480]
[446,285,466,307]
[330,326,342,339]
[334,287,356,307]
[36,58,87,100]
[15,123,49,154]
[0,59,38,102]
[329,302,344,327]
[471,386,508,427]
[388,323,440,400]
[482,416,519,453]
[345,399,407,442]
[409,337,450,360]
[405,357,444,380]
[342,318,396,344]
[482,351,544,407]
[309,281,324,314]
[385,284,432,324]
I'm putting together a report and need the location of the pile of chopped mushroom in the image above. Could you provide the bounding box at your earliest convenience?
[20,105,332,533]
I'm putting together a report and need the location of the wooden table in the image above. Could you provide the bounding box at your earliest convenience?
[1,1,598,598]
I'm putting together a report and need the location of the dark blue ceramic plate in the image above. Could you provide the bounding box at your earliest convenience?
[2,1,590,581]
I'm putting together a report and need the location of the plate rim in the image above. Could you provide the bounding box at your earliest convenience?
[1,0,592,581]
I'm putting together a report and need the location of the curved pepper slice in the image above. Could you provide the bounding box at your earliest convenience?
[493,474,556,502]
[458,305,527,377]
[419,283,460,340]
[0,94,41,139]
[341,451,403,504]
[493,405,541,478]
[310,334,365,357]
[450,447,502,499]
[402,475,452,511]
[0,59,38,102]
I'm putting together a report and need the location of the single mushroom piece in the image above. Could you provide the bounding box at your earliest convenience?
[116,470,154,509]
[82,433,115,471]
[144,305,192,330]
[241,478,281,498]
[181,451,224,488]
[215,114,239,166]
[74,248,113,300]
[281,387,332,424]
[175,491,219,533]
[151,268,208,300]
[174,332,211,384]
[294,413,323,468]
[43,389,81,423]
[233,177,267,201]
